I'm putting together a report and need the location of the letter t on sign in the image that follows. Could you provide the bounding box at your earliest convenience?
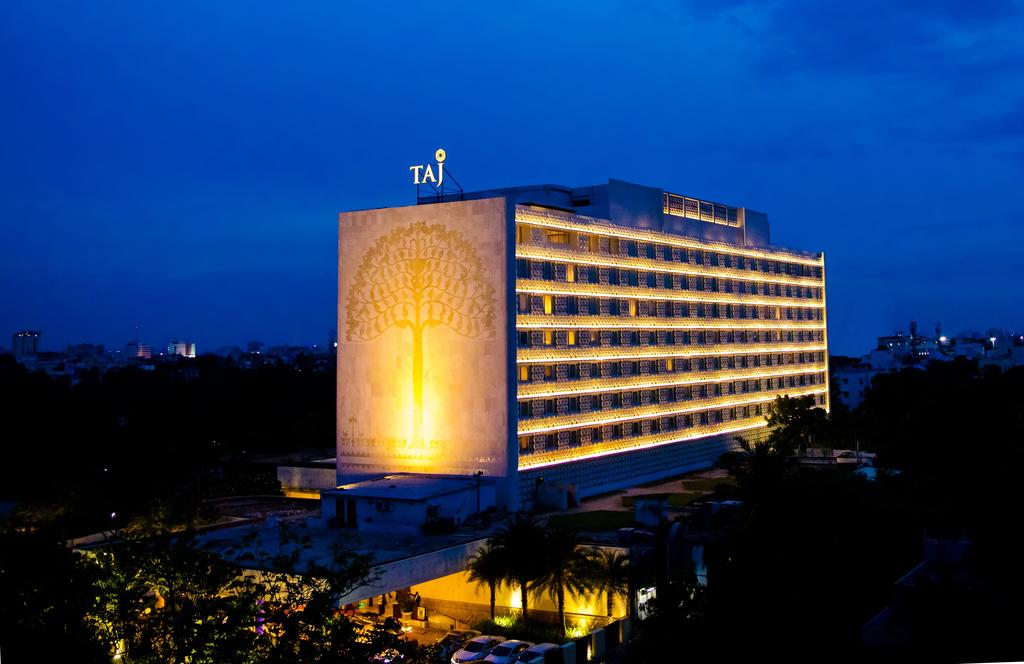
[409,164,425,184]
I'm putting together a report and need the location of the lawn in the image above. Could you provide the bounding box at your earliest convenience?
[547,510,635,531]
[680,477,736,493]
[620,492,699,508]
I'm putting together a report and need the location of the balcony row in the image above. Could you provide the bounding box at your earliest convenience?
[515,277,823,307]
[515,208,822,268]
[517,390,829,468]
[516,383,828,435]
[516,341,828,364]
[516,361,828,399]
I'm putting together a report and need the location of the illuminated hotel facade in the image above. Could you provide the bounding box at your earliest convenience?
[336,178,828,509]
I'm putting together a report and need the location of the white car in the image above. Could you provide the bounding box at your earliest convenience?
[451,635,503,663]
[483,639,533,663]
[514,643,560,664]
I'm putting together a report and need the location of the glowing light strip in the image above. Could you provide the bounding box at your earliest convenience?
[518,419,769,470]
[517,386,827,435]
[517,364,827,400]
[517,343,828,365]
[820,252,832,414]
[516,315,825,331]
[516,245,822,288]
[516,208,823,266]
[515,279,825,309]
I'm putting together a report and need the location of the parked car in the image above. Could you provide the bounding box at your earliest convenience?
[437,630,481,659]
[514,643,561,664]
[450,635,502,663]
[483,639,533,663]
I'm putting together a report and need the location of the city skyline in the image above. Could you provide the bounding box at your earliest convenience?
[3,1,1023,356]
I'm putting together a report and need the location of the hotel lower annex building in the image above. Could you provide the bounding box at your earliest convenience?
[332,178,828,514]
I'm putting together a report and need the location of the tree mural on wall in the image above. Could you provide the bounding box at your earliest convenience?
[346,221,496,445]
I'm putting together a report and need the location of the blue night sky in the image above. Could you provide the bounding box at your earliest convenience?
[2,1,1022,355]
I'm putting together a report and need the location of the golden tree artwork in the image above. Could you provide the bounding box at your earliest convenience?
[346,221,496,446]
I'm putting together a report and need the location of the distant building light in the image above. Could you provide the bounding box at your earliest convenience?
[939,336,947,343]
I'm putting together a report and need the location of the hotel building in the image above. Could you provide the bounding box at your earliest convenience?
[332,178,827,514]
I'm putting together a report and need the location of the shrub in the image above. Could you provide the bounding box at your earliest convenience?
[471,618,569,645]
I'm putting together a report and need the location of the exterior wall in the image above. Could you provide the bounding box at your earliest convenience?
[276,465,335,496]
[337,198,509,483]
[513,205,826,504]
[339,538,487,605]
[327,482,498,534]
[834,368,876,410]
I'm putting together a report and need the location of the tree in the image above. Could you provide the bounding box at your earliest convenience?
[466,543,506,620]
[88,529,258,663]
[346,222,496,445]
[591,548,630,617]
[765,394,829,453]
[80,523,421,663]
[722,435,797,509]
[489,513,546,621]
[530,528,593,629]
[0,525,107,663]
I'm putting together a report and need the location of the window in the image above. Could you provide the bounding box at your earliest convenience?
[543,295,553,315]
[543,330,553,346]
[518,366,529,382]
[545,230,569,245]
[568,330,576,346]
[566,263,575,282]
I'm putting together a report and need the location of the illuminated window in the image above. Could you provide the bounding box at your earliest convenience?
[666,358,674,372]
[518,366,529,382]
[568,330,576,346]
[545,230,569,245]
[543,295,553,315]
[566,263,575,282]
[543,330,553,346]
[628,300,637,317]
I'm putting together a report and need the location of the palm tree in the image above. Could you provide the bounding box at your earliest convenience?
[466,543,505,620]
[531,528,592,629]
[591,548,630,617]
[490,513,545,621]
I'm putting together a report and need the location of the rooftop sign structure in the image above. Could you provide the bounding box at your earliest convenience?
[410,148,463,202]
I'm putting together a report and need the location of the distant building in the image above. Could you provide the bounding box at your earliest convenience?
[12,330,41,356]
[836,324,1024,410]
[125,342,152,359]
[168,340,196,358]
[833,366,876,410]
[66,343,105,360]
